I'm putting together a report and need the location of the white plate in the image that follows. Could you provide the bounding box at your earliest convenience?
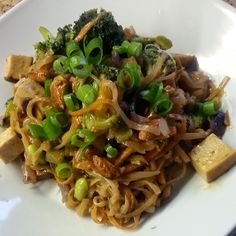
[0,0,236,235]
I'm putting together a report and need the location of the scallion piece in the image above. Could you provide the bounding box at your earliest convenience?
[46,150,64,164]
[66,41,81,57]
[27,144,37,156]
[39,26,54,40]
[117,63,141,90]
[55,162,72,179]
[194,103,204,114]
[49,112,69,128]
[155,35,173,50]
[113,40,130,54]
[84,37,103,65]
[105,143,118,158]
[202,101,217,116]
[75,84,97,105]
[69,54,91,78]
[127,41,143,57]
[63,93,81,111]
[140,82,173,115]
[42,117,62,141]
[53,56,68,74]
[71,129,95,149]
[28,124,47,140]
[153,96,173,116]
[194,101,218,116]
[74,177,88,201]
[140,83,163,103]
[44,79,52,97]
[113,40,143,57]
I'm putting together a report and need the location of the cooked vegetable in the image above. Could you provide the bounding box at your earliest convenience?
[55,162,72,179]
[71,129,95,149]
[44,79,52,97]
[74,177,89,201]
[63,93,81,111]
[105,143,118,158]
[34,24,74,58]
[117,63,141,90]
[113,40,143,57]
[73,9,124,53]
[76,84,97,105]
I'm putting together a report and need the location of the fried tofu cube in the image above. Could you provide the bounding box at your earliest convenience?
[4,55,33,82]
[190,133,236,182]
[0,128,24,164]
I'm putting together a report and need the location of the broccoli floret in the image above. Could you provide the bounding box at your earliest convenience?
[57,24,75,43]
[34,24,74,59]
[73,9,124,53]
[1,97,14,128]
[34,9,124,58]
[94,64,119,80]
[34,41,47,59]
[74,9,98,29]
[142,44,161,64]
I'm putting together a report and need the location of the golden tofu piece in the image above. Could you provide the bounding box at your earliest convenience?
[0,128,24,164]
[5,55,33,82]
[190,133,236,182]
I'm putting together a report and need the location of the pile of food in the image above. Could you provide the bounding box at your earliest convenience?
[0,8,236,230]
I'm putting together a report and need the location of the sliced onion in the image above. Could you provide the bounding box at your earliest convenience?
[159,117,170,137]
[130,112,149,124]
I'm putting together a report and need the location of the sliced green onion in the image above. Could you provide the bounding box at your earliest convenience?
[66,41,81,57]
[26,144,46,165]
[153,96,173,116]
[71,129,95,149]
[76,84,97,105]
[117,63,141,90]
[4,98,14,117]
[140,82,172,115]
[55,162,72,179]
[140,83,163,103]
[92,81,99,93]
[194,101,218,116]
[155,35,172,50]
[44,79,52,97]
[84,114,118,131]
[113,40,143,57]
[127,41,143,57]
[194,103,203,114]
[53,56,68,74]
[105,143,118,158]
[49,112,69,128]
[27,144,37,156]
[84,37,103,65]
[69,54,91,78]
[64,93,81,111]
[113,40,130,54]
[42,117,62,141]
[74,177,88,201]
[114,126,133,143]
[39,26,54,40]
[28,124,47,140]
[202,101,217,116]
[46,150,64,164]
[44,107,59,118]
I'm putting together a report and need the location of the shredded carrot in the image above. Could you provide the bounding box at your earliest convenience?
[115,147,134,166]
